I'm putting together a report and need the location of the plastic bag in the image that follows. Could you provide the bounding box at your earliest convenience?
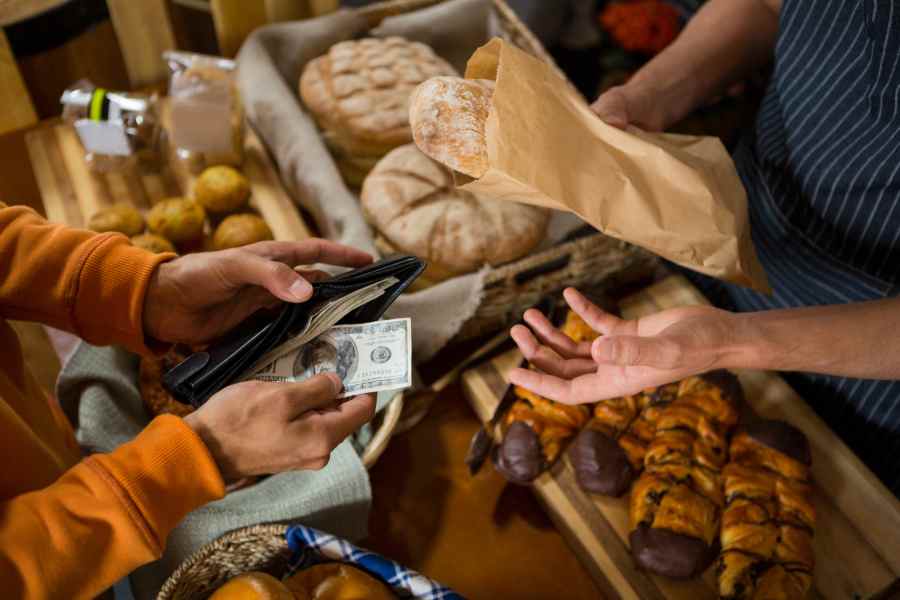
[60,79,161,173]
[165,51,245,171]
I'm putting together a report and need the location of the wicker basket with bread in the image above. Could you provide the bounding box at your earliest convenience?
[265,0,655,346]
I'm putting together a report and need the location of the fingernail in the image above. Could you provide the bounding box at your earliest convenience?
[288,278,313,301]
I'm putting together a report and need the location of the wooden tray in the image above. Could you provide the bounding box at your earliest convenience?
[25,106,312,242]
[462,274,900,600]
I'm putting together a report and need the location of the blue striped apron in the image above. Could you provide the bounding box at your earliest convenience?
[686,0,900,494]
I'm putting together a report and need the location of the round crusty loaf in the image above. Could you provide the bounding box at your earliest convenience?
[409,76,493,178]
[299,37,457,160]
[361,144,548,278]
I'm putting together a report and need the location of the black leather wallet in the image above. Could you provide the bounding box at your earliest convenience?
[162,255,425,408]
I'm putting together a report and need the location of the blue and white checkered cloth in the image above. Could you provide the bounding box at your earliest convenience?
[285,525,465,600]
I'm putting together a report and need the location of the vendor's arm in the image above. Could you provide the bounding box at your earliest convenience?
[509,287,900,403]
[592,0,782,131]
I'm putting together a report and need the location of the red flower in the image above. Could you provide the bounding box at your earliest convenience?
[600,1,682,55]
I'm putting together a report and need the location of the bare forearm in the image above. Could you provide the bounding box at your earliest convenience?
[722,298,900,379]
[624,0,780,129]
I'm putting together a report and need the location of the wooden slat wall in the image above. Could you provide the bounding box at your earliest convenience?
[106,0,177,87]
[0,30,37,135]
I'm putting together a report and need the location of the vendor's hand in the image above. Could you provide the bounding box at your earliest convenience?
[509,288,744,403]
[183,373,375,481]
[143,240,372,345]
[590,84,667,132]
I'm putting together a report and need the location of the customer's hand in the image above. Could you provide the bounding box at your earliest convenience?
[590,84,667,132]
[184,373,375,481]
[509,288,743,403]
[143,240,372,345]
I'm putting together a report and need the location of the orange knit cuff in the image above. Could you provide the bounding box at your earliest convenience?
[71,234,175,355]
[90,415,226,551]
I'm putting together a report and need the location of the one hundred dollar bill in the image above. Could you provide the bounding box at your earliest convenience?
[247,318,412,398]
[245,276,399,376]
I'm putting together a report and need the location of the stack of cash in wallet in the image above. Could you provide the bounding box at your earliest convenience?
[242,276,412,398]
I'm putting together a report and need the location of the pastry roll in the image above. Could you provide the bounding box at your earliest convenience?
[628,371,742,578]
[569,383,678,496]
[494,309,597,484]
[717,420,815,600]
[494,386,591,484]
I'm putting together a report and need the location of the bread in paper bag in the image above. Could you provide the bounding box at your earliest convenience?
[410,38,770,292]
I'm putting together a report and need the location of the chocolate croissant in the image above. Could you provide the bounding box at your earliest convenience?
[717,420,815,600]
[628,371,742,578]
[494,309,597,484]
[569,383,679,496]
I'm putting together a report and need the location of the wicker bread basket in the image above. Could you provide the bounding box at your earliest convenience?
[158,523,459,600]
[325,0,656,343]
[158,524,292,600]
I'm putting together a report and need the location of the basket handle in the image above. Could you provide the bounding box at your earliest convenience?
[354,0,447,27]
[513,254,571,285]
[361,392,404,468]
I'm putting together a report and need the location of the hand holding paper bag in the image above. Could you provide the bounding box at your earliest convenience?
[410,38,769,292]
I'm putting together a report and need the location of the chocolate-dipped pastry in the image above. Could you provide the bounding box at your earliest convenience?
[630,523,720,579]
[718,420,815,600]
[741,419,812,466]
[628,371,742,578]
[494,389,591,484]
[492,308,596,485]
[572,383,680,496]
[493,421,544,484]
[569,428,634,496]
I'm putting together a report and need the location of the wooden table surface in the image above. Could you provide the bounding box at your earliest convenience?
[0,120,603,600]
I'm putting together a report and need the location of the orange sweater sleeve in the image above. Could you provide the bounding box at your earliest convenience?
[0,203,174,354]
[0,415,225,599]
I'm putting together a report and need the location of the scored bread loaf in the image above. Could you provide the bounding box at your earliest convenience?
[299,37,457,185]
[360,144,548,280]
[717,420,815,600]
[628,371,743,578]
[409,76,493,178]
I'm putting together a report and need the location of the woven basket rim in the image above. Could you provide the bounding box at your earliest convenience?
[158,523,290,599]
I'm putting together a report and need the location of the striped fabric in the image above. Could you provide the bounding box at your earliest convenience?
[687,0,900,494]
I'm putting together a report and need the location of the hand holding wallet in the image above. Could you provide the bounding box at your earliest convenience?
[163,255,425,408]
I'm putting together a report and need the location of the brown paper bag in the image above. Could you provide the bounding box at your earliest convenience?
[462,38,770,292]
